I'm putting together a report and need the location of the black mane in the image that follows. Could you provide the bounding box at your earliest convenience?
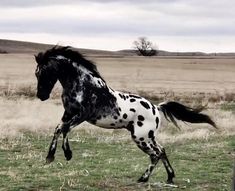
[35,46,102,79]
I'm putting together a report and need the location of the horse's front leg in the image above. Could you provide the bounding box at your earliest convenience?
[61,124,72,161]
[46,108,87,162]
[61,112,86,161]
[46,123,63,163]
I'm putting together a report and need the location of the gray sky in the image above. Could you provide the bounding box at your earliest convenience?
[0,0,235,52]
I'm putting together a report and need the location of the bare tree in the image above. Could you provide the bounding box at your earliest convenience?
[133,37,158,56]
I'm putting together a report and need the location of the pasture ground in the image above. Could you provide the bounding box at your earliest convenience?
[0,53,234,190]
[0,132,234,191]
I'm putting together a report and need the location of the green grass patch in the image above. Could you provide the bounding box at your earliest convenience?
[221,103,235,114]
[0,133,234,191]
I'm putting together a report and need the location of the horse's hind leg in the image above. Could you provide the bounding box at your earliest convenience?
[137,149,160,183]
[160,148,175,184]
[132,134,162,183]
[133,131,175,183]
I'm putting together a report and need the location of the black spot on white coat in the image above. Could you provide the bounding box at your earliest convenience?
[156,117,159,128]
[140,101,150,109]
[148,130,154,138]
[123,113,128,119]
[138,115,145,121]
[130,108,136,112]
[137,121,143,127]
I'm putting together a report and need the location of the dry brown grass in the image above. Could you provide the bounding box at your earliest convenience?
[2,83,235,106]
[0,53,234,142]
[1,54,235,96]
[0,83,62,99]
[0,98,62,138]
[0,84,36,98]
[0,97,234,145]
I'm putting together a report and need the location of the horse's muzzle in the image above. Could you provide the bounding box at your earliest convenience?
[37,93,49,101]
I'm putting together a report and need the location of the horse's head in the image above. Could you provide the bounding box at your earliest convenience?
[35,52,59,101]
[35,46,104,101]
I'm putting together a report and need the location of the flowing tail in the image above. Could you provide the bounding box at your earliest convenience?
[158,101,217,129]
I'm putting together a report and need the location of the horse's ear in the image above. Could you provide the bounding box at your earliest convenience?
[35,52,43,64]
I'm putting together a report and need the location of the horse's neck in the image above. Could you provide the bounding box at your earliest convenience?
[58,73,77,92]
[59,62,107,95]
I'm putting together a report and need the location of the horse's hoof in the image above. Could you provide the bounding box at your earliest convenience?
[166,179,174,185]
[65,150,72,161]
[137,177,149,183]
[46,155,55,164]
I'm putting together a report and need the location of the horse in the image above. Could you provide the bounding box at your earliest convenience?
[35,46,216,184]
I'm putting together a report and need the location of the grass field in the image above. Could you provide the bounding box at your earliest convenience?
[0,52,235,190]
[0,132,234,191]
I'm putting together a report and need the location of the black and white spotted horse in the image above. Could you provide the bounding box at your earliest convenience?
[35,46,216,184]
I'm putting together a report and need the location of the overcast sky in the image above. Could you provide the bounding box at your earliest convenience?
[0,0,235,52]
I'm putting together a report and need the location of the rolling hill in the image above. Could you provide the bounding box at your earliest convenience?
[0,39,234,57]
[0,39,122,57]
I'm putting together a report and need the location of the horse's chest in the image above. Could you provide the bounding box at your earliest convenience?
[62,95,82,112]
